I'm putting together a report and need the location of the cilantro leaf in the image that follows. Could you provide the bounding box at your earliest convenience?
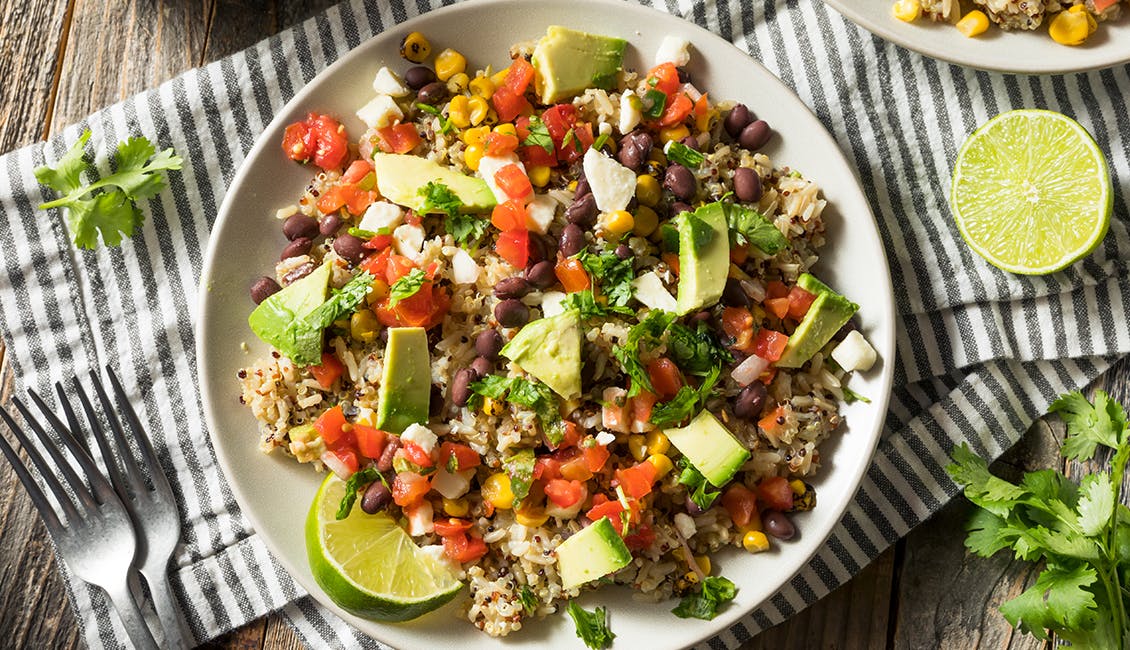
[1051,390,1128,461]
[336,467,385,520]
[519,586,538,615]
[561,289,633,320]
[578,250,635,307]
[566,601,615,649]
[285,270,374,365]
[36,130,183,249]
[468,376,566,444]
[998,564,1098,640]
[503,448,536,508]
[1076,473,1115,537]
[418,181,488,248]
[416,103,455,134]
[650,365,721,428]
[667,321,732,376]
[963,508,1017,558]
[842,386,872,404]
[724,203,788,254]
[522,116,554,154]
[672,576,737,620]
[946,443,1027,518]
[610,310,677,398]
[389,268,427,306]
[677,457,721,512]
[665,140,705,169]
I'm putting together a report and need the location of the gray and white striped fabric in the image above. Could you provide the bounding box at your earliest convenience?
[0,0,1126,647]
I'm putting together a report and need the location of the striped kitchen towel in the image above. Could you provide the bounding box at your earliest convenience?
[0,0,1126,648]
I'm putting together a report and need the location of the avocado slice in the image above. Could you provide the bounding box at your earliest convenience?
[371,153,496,213]
[675,202,730,315]
[531,26,626,104]
[375,327,432,434]
[775,273,859,369]
[664,410,750,488]
[500,309,582,399]
[555,516,632,590]
[248,262,332,361]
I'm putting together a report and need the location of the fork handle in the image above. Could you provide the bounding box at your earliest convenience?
[144,569,191,649]
[104,579,160,650]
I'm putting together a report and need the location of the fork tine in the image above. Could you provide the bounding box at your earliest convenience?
[0,427,63,533]
[27,387,118,507]
[89,370,149,496]
[105,367,173,493]
[17,391,100,514]
[71,377,131,501]
[0,403,81,523]
[56,381,92,458]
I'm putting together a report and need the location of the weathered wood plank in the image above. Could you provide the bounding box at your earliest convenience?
[204,0,341,63]
[263,613,307,650]
[0,0,71,152]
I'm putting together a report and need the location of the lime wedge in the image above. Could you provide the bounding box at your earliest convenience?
[950,109,1111,275]
[305,474,463,621]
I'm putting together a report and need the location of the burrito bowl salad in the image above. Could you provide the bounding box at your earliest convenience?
[238,26,878,638]
[892,0,1124,43]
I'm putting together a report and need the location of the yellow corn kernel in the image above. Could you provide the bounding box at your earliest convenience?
[493,122,517,137]
[446,72,470,95]
[365,278,391,305]
[790,479,807,496]
[470,75,496,100]
[659,124,690,145]
[447,95,471,129]
[490,66,511,87]
[516,507,550,527]
[891,0,921,22]
[435,48,467,81]
[482,396,504,416]
[443,497,470,517]
[463,143,485,171]
[956,10,990,38]
[399,31,431,63]
[742,530,771,553]
[467,96,490,126]
[528,165,552,187]
[349,310,379,343]
[627,434,647,461]
[462,126,490,146]
[604,210,635,235]
[646,453,674,478]
[738,513,763,534]
[633,205,659,238]
[481,473,514,509]
[1048,5,1097,46]
[644,431,671,456]
[693,555,711,576]
[635,174,661,207]
[684,570,700,584]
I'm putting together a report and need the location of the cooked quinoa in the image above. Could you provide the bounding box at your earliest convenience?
[915,0,1123,33]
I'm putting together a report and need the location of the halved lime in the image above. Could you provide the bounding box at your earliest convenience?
[950,109,1111,275]
[305,474,463,621]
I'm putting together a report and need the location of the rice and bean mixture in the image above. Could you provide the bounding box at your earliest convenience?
[894,0,1123,42]
[239,28,873,637]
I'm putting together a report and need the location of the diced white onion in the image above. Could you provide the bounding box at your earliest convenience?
[400,422,437,454]
[478,154,525,205]
[582,148,635,213]
[359,201,403,232]
[540,291,567,317]
[393,224,426,260]
[831,330,877,372]
[431,467,475,500]
[619,90,641,134]
[525,193,557,234]
[405,501,434,536]
[740,279,766,303]
[451,248,480,285]
[595,431,615,446]
[372,66,410,97]
[673,512,697,539]
[731,354,770,386]
[356,94,403,128]
[655,35,691,67]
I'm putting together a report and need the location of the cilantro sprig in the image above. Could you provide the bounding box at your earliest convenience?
[672,576,737,620]
[35,130,183,249]
[468,375,567,444]
[947,390,1130,647]
[388,268,427,306]
[566,601,615,649]
[522,116,554,154]
[577,250,635,307]
[418,181,488,248]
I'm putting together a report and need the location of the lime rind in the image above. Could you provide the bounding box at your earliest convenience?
[950,109,1111,275]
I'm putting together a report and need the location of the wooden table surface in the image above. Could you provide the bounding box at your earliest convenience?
[0,2,1125,649]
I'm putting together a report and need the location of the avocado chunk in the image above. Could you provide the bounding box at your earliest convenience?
[775,273,859,369]
[531,26,626,104]
[375,327,432,434]
[500,310,582,399]
[555,516,632,590]
[372,153,496,213]
[248,262,332,362]
[664,410,750,488]
[675,202,730,315]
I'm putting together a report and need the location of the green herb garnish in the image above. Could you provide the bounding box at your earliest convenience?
[725,202,788,254]
[592,132,611,152]
[522,116,554,154]
[566,601,616,649]
[665,140,705,168]
[578,250,635,307]
[667,321,733,375]
[843,386,871,404]
[503,448,536,508]
[649,365,721,428]
[519,586,538,615]
[672,576,737,620]
[468,375,567,444]
[677,458,722,512]
[335,467,387,520]
[610,310,677,398]
[388,268,427,306]
[560,290,634,321]
[416,103,455,134]
[643,89,667,119]
[418,181,488,248]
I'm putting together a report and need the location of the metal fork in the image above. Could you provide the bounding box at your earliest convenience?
[0,388,158,650]
[67,368,191,650]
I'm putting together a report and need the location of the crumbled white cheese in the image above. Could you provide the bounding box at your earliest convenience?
[655,35,691,67]
[400,422,438,454]
[359,200,403,233]
[618,90,642,136]
[631,271,677,312]
[540,291,567,317]
[478,153,526,205]
[674,512,697,539]
[582,148,635,213]
[356,94,403,128]
[451,248,480,285]
[831,330,877,373]
[595,431,616,446]
[525,193,557,234]
[431,467,475,500]
[405,500,434,536]
[372,66,409,97]
[393,224,426,260]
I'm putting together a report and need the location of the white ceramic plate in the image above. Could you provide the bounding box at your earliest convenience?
[824,0,1130,74]
[197,1,896,648]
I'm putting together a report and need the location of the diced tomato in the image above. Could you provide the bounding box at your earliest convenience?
[646,358,684,401]
[752,328,789,363]
[721,307,755,351]
[545,479,584,509]
[721,484,758,528]
[541,104,577,141]
[354,425,388,459]
[433,517,474,537]
[646,62,681,96]
[496,230,531,268]
[661,251,680,276]
[363,234,394,251]
[392,471,431,507]
[282,113,348,170]
[766,280,789,299]
[630,389,658,428]
[309,352,345,389]
[501,57,535,95]
[384,253,417,284]
[786,287,817,320]
[375,122,422,154]
[515,115,532,140]
[439,442,480,472]
[586,497,638,536]
[342,159,373,184]
[559,421,581,449]
[325,448,359,475]
[390,283,449,329]
[557,122,594,164]
[1094,0,1119,11]
[360,247,392,276]
[494,164,533,201]
[401,441,435,468]
[282,121,313,162]
[491,199,529,231]
[314,405,348,446]
[492,88,532,123]
[555,258,590,293]
[615,461,658,500]
[764,297,790,320]
[534,456,562,482]
[693,92,711,131]
[622,523,656,552]
[518,144,558,168]
[657,93,694,128]
[484,130,521,156]
[730,243,749,265]
[443,531,489,563]
[316,184,356,215]
[346,189,379,215]
[559,454,594,482]
[583,442,611,473]
[756,476,794,512]
[758,405,787,437]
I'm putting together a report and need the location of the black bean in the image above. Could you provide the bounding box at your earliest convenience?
[564,192,597,227]
[617,130,652,171]
[494,276,531,299]
[495,299,530,328]
[376,435,400,472]
[614,244,632,260]
[734,382,768,420]
[525,260,557,289]
[763,510,796,540]
[404,65,436,90]
[558,224,586,258]
[724,103,754,139]
[722,278,750,308]
[574,175,591,199]
[451,368,478,407]
[283,213,319,241]
[282,262,315,285]
[664,164,696,201]
[527,235,548,266]
[280,237,312,260]
[250,276,281,304]
[470,356,493,378]
[670,201,693,217]
[739,120,771,151]
[360,481,392,514]
[685,495,706,516]
[475,329,505,360]
[333,233,366,265]
[319,214,344,237]
[679,135,700,151]
[732,167,763,203]
[417,81,448,105]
